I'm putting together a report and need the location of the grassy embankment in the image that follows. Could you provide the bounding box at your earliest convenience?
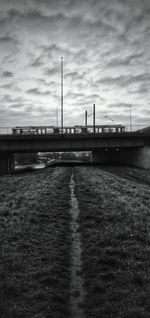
[0,167,72,318]
[75,167,150,318]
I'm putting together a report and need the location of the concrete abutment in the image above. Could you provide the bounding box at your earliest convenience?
[0,152,15,175]
[92,146,150,169]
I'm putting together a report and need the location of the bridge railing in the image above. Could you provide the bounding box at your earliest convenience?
[0,125,148,135]
[124,125,148,132]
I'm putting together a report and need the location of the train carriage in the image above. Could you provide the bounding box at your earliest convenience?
[12,124,125,135]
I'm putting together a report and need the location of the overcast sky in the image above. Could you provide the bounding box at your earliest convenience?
[0,0,150,128]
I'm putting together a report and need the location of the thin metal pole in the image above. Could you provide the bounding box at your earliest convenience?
[85,110,87,127]
[56,105,58,126]
[93,104,95,133]
[61,56,63,133]
[130,105,132,132]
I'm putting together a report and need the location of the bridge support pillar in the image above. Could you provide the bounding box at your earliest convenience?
[92,146,150,169]
[0,152,15,175]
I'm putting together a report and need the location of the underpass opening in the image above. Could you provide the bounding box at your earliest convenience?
[14,151,93,173]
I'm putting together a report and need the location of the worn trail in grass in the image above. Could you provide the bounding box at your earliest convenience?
[75,166,150,318]
[0,168,72,318]
[2,165,150,317]
[69,171,84,318]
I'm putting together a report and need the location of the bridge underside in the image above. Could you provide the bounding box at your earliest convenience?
[0,143,150,175]
[92,146,150,169]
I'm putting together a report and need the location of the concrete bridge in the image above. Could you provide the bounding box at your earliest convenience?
[0,129,150,174]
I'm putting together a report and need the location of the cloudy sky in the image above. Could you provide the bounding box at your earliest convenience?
[0,0,150,128]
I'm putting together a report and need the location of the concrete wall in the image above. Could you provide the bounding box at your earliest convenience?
[92,146,150,169]
[0,133,147,153]
[0,152,14,175]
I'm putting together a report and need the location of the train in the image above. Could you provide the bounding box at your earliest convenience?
[12,124,125,135]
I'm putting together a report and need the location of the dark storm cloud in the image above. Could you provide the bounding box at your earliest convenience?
[0,35,17,45]
[37,44,74,66]
[1,83,13,89]
[27,88,51,96]
[74,49,88,65]
[1,82,21,93]
[66,92,85,99]
[97,73,150,88]
[65,72,86,81]
[137,84,150,95]
[1,94,29,105]
[105,53,144,68]
[2,71,13,78]
[1,7,68,29]
[30,54,44,68]
[128,83,150,95]
[37,79,57,88]
[44,66,60,77]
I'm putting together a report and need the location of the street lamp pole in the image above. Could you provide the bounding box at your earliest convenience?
[130,105,132,132]
[61,56,63,133]
[85,110,87,127]
[93,104,95,133]
[56,105,59,127]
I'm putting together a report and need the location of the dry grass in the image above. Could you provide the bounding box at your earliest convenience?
[75,167,150,318]
[0,167,72,318]
[1,165,150,317]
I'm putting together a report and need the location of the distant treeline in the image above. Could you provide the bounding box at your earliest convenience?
[15,151,91,165]
[15,153,38,165]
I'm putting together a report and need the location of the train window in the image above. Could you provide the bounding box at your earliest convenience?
[53,128,59,134]
[66,128,73,134]
[95,128,100,133]
[46,128,53,134]
[103,128,109,133]
[87,128,93,133]
[74,127,82,133]
[12,129,19,134]
[81,127,88,133]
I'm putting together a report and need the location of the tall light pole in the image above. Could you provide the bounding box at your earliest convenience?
[61,56,63,133]
[56,105,59,127]
[93,104,95,133]
[85,110,87,127]
[130,105,132,132]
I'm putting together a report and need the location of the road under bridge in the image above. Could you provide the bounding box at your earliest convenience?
[0,131,150,174]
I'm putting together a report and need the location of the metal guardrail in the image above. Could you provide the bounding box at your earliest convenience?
[124,125,148,132]
[0,125,148,135]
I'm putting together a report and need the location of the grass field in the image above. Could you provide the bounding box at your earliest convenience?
[0,167,72,318]
[1,166,150,317]
[75,167,150,318]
